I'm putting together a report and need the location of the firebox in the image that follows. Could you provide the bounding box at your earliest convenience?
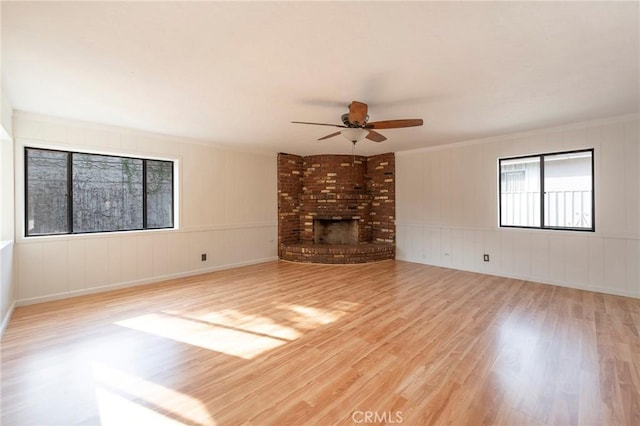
[313,219,359,245]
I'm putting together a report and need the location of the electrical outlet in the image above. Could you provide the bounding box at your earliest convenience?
[201,253,207,262]
[483,254,490,262]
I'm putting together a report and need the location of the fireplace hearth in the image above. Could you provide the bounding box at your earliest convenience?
[278,153,395,264]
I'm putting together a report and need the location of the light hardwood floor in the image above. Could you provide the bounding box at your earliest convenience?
[2,260,639,425]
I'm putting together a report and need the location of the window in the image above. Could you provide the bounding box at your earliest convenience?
[25,148,174,236]
[499,149,594,231]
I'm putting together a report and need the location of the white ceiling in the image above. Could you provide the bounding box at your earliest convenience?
[2,1,638,156]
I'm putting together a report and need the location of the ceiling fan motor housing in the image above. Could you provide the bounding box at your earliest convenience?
[341,113,368,127]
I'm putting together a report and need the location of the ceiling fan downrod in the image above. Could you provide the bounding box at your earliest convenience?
[352,140,357,164]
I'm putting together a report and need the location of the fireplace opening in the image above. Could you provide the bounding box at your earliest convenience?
[313,219,359,245]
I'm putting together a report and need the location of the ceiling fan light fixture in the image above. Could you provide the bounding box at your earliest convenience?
[340,128,368,143]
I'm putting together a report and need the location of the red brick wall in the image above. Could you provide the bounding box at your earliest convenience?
[302,155,367,195]
[367,153,395,246]
[300,155,371,243]
[277,153,303,257]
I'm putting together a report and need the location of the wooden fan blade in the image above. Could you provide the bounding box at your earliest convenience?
[366,119,423,129]
[366,130,387,143]
[318,131,341,141]
[348,101,368,126]
[291,121,347,128]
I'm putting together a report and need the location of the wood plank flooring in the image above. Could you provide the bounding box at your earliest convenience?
[2,260,639,425]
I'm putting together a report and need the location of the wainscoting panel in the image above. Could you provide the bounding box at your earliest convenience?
[396,224,639,297]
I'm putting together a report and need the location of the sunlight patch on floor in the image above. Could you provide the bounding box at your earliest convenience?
[115,301,359,360]
[278,303,349,329]
[493,318,543,402]
[93,362,215,426]
[95,388,184,426]
[115,313,286,359]
[172,309,302,340]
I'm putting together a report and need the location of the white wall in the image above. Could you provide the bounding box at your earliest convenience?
[1,90,15,241]
[1,89,16,336]
[13,112,277,305]
[397,116,640,298]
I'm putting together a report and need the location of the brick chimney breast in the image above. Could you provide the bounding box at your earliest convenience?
[277,152,395,263]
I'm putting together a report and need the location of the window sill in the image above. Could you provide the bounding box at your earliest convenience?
[18,227,179,244]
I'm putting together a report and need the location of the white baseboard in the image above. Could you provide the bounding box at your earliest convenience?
[15,256,278,307]
[0,300,16,339]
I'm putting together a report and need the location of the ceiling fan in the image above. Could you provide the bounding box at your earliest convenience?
[292,101,423,144]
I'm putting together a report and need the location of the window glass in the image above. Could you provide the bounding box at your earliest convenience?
[72,154,144,233]
[500,157,541,227]
[26,149,69,235]
[146,160,174,229]
[543,151,593,229]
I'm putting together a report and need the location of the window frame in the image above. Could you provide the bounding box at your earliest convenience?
[498,148,595,232]
[24,146,175,237]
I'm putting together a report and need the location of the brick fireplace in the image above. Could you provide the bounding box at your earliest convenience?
[278,152,395,264]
